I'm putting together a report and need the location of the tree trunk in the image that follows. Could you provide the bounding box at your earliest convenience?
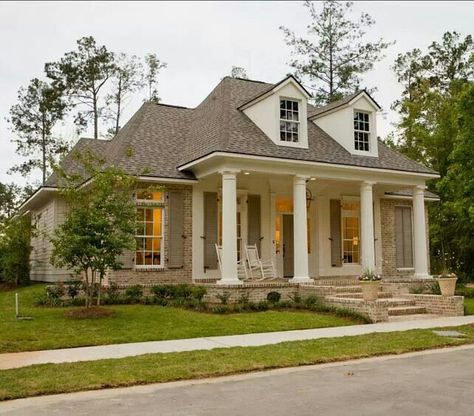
[115,78,122,136]
[93,93,98,139]
[97,272,103,306]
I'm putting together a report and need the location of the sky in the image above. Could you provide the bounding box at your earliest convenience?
[0,1,473,187]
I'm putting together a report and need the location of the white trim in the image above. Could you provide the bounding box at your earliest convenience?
[18,187,59,211]
[137,176,197,184]
[384,194,440,201]
[178,151,440,179]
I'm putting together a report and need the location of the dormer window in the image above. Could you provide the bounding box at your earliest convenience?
[280,99,299,142]
[354,111,370,151]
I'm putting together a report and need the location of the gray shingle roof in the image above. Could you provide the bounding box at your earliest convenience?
[45,76,436,187]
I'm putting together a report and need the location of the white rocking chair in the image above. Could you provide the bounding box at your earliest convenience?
[215,244,249,281]
[245,244,277,281]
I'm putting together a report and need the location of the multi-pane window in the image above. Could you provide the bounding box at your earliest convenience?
[280,99,299,143]
[341,202,360,264]
[135,190,164,267]
[354,111,370,151]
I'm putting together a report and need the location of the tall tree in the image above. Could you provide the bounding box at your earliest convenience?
[0,182,21,223]
[280,0,392,105]
[45,36,115,139]
[104,53,144,136]
[8,78,68,183]
[231,66,248,79]
[144,53,167,103]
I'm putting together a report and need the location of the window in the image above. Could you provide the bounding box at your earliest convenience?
[395,206,413,268]
[341,201,360,264]
[135,189,164,267]
[354,111,370,151]
[280,99,299,142]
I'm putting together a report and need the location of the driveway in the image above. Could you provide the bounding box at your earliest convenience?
[2,346,474,415]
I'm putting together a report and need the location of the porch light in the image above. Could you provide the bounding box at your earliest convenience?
[243,171,250,175]
[306,188,313,209]
[310,177,316,181]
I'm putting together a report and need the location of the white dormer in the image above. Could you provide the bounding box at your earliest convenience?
[240,76,310,149]
[310,91,381,157]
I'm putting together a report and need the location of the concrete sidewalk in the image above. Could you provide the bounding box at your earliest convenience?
[1,315,474,370]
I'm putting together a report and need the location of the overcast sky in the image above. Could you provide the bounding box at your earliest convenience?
[1,1,473,187]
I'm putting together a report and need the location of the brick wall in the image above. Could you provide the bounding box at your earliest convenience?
[404,294,464,316]
[324,297,388,323]
[108,184,193,285]
[380,198,430,278]
[203,282,299,304]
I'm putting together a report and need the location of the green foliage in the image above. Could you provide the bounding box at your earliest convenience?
[281,0,392,105]
[45,36,116,139]
[266,291,281,303]
[66,280,82,299]
[0,216,31,286]
[51,152,137,307]
[104,53,145,137]
[144,53,167,103]
[216,292,231,305]
[124,285,143,303]
[390,32,474,280]
[7,78,68,183]
[0,183,22,223]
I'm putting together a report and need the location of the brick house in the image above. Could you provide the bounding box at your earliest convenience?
[21,75,439,285]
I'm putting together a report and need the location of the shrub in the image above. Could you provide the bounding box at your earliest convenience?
[211,305,230,314]
[125,285,143,303]
[66,280,82,299]
[216,291,231,305]
[45,284,65,304]
[289,292,302,304]
[191,286,207,301]
[266,291,281,304]
[237,292,250,305]
[106,281,120,301]
[409,284,426,294]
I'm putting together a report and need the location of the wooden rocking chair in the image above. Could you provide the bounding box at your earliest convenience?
[244,244,277,280]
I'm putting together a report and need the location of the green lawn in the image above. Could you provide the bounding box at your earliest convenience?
[1,324,473,401]
[464,297,474,315]
[0,284,358,353]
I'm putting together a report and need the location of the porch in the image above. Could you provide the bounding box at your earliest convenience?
[190,161,431,285]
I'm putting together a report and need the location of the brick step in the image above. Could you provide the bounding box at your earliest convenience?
[388,306,427,316]
[315,279,359,287]
[378,298,416,307]
[335,292,392,299]
[332,285,362,293]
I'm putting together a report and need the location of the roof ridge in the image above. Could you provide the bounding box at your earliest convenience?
[147,102,193,110]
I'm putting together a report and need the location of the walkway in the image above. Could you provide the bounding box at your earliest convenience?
[1,315,474,370]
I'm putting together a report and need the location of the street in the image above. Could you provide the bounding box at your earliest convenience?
[2,345,474,415]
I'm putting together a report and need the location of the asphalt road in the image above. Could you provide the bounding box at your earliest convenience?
[2,346,474,415]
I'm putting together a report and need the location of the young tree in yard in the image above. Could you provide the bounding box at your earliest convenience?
[51,153,137,306]
[230,66,248,79]
[144,53,167,103]
[45,36,115,139]
[104,53,144,137]
[8,78,68,183]
[280,0,392,105]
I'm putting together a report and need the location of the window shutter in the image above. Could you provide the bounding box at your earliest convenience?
[395,206,413,268]
[330,199,342,267]
[247,195,261,253]
[118,250,134,269]
[204,192,218,269]
[168,191,185,268]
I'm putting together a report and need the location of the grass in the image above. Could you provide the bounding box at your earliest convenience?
[0,284,360,353]
[464,298,474,315]
[1,324,474,401]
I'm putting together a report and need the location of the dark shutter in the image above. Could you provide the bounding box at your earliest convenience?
[395,206,413,268]
[204,192,218,269]
[168,191,185,268]
[330,199,342,267]
[247,195,261,253]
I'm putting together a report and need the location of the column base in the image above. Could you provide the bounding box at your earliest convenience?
[217,278,242,286]
[290,276,312,284]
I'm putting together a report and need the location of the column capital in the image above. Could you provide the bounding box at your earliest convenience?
[293,174,309,184]
[413,184,426,194]
[219,169,240,179]
[361,180,376,188]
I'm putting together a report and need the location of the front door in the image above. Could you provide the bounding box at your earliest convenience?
[282,214,294,277]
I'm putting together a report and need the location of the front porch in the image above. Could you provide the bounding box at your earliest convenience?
[190,161,432,285]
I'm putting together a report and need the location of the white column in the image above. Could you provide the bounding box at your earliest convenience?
[291,175,311,283]
[218,171,240,284]
[360,181,376,272]
[413,185,429,278]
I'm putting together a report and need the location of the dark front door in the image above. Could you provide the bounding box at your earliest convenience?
[282,214,294,278]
